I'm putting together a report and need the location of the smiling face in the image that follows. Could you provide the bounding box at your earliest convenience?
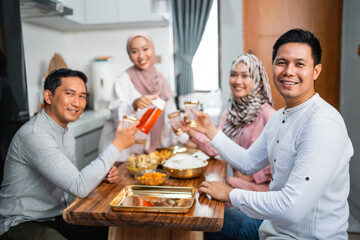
[272,42,322,108]
[44,76,87,128]
[129,36,154,71]
[230,62,252,98]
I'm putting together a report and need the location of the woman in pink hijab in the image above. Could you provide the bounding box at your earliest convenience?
[99,32,188,162]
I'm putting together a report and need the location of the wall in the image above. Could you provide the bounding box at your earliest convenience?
[219,0,243,111]
[340,0,360,221]
[22,22,173,116]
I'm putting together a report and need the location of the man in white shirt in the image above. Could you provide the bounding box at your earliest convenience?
[196,29,353,239]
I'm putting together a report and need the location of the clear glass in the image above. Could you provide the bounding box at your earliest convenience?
[167,111,184,135]
[134,131,147,154]
[184,100,200,127]
[122,114,138,129]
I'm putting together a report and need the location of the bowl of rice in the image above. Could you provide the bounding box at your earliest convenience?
[162,153,208,179]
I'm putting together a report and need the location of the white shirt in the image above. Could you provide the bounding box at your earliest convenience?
[211,94,353,239]
[99,72,188,162]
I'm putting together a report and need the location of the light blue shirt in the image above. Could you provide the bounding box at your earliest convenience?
[0,110,120,235]
[212,94,353,239]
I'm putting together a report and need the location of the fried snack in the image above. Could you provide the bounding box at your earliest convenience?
[149,149,174,163]
[137,171,167,185]
[127,154,158,169]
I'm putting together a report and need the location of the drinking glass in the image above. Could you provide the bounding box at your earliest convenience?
[167,111,184,136]
[184,100,200,127]
[134,131,147,154]
[122,114,138,129]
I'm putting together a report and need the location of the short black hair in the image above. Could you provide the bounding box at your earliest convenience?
[44,68,87,105]
[272,28,322,66]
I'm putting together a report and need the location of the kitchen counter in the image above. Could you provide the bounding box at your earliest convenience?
[68,109,109,138]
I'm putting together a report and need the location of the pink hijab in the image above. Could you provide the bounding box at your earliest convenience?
[126,32,172,152]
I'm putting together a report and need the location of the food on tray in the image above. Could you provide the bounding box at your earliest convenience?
[121,196,192,208]
[136,170,169,186]
[163,153,208,169]
[126,154,158,175]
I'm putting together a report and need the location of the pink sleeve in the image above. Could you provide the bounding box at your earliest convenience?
[251,104,275,184]
[253,165,272,184]
[190,131,218,157]
[189,111,228,157]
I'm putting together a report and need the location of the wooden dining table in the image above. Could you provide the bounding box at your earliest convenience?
[63,158,227,240]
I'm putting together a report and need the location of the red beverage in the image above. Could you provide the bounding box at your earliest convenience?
[137,108,162,134]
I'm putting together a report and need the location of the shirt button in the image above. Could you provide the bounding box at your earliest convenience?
[282,120,285,123]
[305,177,310,181]
[277,140,279,143]
[274,159,276,162]
[272,178,274,181]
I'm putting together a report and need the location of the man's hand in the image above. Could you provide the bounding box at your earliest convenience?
[132,95,159,111]
[103,165,118,183]
[198,181,233,202]
[190,111,219,140]
[112,120,139,152]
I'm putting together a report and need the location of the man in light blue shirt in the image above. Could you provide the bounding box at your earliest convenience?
[0,69,138,240]
[195,29,353,239]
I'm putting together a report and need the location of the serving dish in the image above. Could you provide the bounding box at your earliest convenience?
[135,169,170,186]
[162,161,208,179]
[110,185,197,213]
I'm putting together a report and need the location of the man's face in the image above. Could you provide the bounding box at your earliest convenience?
[44,76,87,128]
[272,42,322,108]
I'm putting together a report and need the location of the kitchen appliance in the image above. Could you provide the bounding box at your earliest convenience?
[91,57,116,111]
[20,0,73,19]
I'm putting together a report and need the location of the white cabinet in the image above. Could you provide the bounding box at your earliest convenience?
[86,0,118,24]
[62,0,86,24]
[62,0,167,28]
[117,0,164,23]
[75,128,102,170]
[68,110,109,169]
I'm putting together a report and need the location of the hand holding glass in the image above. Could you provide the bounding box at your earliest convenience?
[168,111,184,135]
[184,100,200,128]
[122,114,138,129]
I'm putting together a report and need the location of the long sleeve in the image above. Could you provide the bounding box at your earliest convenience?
[229,116,351,224]
[22,132,120,198]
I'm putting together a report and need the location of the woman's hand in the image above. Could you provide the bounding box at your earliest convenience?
[133,95,159,111]
[198,181,233,202]
[190,111,219,140]
[103,165,119,183]
[112,120,139,151]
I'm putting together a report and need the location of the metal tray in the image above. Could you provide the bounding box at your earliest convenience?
[110,185,197,213]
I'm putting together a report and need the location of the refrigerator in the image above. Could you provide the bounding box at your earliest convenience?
[0,0,30,184]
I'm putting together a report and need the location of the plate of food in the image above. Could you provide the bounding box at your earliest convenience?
[126,154,158,175]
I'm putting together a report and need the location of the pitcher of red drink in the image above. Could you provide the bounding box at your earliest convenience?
[137,98,166,134]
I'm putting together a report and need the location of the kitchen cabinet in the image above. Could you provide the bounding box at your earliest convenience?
[25,0,169,32]
[85,0,118,24]
[69,110,109,169]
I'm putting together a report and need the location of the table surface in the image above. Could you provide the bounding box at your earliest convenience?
[63,158,227,232]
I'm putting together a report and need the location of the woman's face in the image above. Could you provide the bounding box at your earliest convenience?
[129,37,154,70]
[230,62,252,98]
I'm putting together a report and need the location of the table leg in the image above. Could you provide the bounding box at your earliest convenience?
[108,226,203,240]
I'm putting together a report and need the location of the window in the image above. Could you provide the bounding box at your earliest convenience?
[192,0,219,91]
